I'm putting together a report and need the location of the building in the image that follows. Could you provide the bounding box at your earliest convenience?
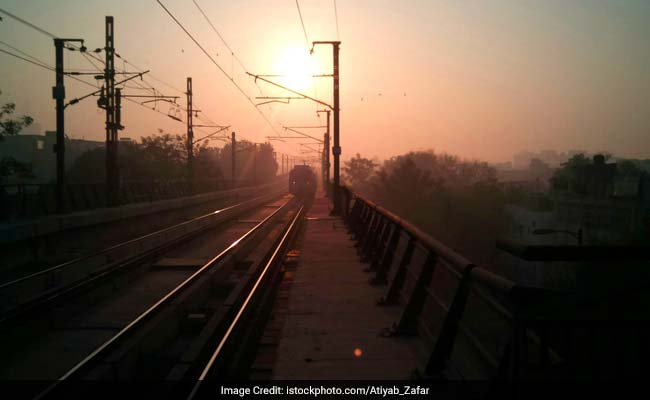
[0,131,103,183]
[551,154,649,243]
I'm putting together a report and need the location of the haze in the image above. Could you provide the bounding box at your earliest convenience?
[1,0,649,163]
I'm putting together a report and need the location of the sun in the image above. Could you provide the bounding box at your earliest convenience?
[274,46,314,92]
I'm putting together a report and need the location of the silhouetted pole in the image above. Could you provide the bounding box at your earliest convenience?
[53,37,85,213]
[53,39,66,213]
[186,77,193,192]
[332,42,341,213]
[253,143,257,186]
[311,41,341,211]
[231,131,236,186]
[114,88,122,192]
[105,16,117,206]
[317,109,331,195]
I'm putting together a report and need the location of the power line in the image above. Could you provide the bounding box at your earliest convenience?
[288,2,321,118]
[155,0,282,140]
[0,47,52,71]
[0,6,281,153]
[0,46,97,89]
[0,7,56,38]
[191,0,266,98]
[333,0,340,40]
[0,7,191,117]
[0,41,193,129]
[295,0,310,49]
[0,39,50,67]
[192,0,246,77]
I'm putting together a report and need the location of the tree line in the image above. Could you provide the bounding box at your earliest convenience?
[1,92,279,185]
[67,134,278,184]
[342,151,506,272]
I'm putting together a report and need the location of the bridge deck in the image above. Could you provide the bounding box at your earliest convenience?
[270,194,418,380]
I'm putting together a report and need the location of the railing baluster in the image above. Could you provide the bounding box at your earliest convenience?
[378,235,414,306]
[423,264,475,374]
[390,251,437,335]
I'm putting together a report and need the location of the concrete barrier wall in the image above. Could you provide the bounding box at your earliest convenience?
[0,178,287,243]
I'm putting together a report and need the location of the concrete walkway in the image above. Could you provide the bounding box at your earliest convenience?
[271,194,418,380]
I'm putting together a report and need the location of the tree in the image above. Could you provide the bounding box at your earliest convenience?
[342,153,377,188]
[551,153,592,191]
[140,133,187,179]
[529,158,551,173]
[219,141,278,184]
[67,140,157,183]
[369,149,505,269]
[0,90,34,179]
[617,160,643,176]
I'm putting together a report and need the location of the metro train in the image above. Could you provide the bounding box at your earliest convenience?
[289,165,317,199]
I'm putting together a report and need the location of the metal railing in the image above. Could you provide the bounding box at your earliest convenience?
[336,186,571,383]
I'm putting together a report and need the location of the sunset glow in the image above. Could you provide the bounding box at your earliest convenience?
[274,46,315,92]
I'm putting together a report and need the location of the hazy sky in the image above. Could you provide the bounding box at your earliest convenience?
[1,0,649,163]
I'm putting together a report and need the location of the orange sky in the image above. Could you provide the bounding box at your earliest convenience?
[1,0,649,164]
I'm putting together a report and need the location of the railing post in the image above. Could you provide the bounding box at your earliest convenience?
[423,264,475,374]
[361,214,384,262]
[378,236,415,306]
[371,225,400,285]
[356,206,378,251]
[367,219,391,271]
[346,199,363,233]
[387,251,437,336]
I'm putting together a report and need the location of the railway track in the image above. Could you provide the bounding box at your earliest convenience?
[0,189,285,323]
[34,202,304,399]
[0,193,304,396]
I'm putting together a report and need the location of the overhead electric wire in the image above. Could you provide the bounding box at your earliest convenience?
[295,0,310,49]
[0,8,224,129]
[191,0,247,78]
[0,7,56,38]
[155,0,282,139]
[0,6,275,153]
[0,47,52,71]
[0,40,50,67]
[0,47,101,90]
[333,0,340,40]
[191,0,266,97]
[0,39,190,128]
[0,6,201,121]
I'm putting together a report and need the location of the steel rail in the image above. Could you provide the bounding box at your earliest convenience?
[35,198,294,399]
[1,187,284,290]
[0,189,287,323]
[188,204,305,399]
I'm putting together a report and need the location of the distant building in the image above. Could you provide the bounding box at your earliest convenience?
[0,131,103,183]
[551,154,650,242]
[513,149,570,169]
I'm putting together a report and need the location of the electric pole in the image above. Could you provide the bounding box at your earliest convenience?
[253,143,257,186]
[114,87,122,193]
[54,40,66,213]
[186,77,193,192]
[310,41,341,212]
[231,131,236,186]
[332,42,341,212]
[53,37,85,213]
[317,109,331,194]
[104,16,118,206]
